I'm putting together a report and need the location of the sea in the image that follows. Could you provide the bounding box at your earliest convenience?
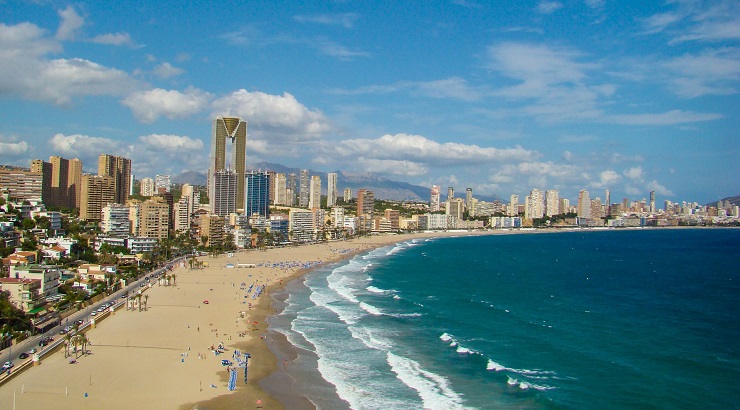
[266,228,740,409]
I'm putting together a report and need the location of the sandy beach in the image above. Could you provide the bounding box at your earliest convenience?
[0,231,486,409]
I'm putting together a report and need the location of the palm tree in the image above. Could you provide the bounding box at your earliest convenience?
[171,274,176,286]
[63,332,73,358]
[143,294,149,311]
[137,294,143,312]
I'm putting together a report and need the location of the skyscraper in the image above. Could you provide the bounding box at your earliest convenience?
[140,177,155,197]
[465,188,473,210]
[545,190,560,217]
[246,171,270,218]
[649,191,656,213]
[213,169,237,217]
[80,174,116,221]
[274,173,287,206]
[309,175,321,209]
[210,116,247,211]
[98,154,131,204]
[155,174,171,193]
[526,189,544,219]
[327,173,338,207]
[299,170,310,208]
[447,187,454,200]
[430,185,440,212]
[343,188,352,202]
[357,189,375,217]
[577,190,591,219]
[287,173,298,206]
[509,195,519,216]
[605,189,611,216]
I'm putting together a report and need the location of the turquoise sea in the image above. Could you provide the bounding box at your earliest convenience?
[266,228,740,409]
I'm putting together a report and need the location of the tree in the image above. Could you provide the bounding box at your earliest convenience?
[21,217,36,230]
[143,294,149,311]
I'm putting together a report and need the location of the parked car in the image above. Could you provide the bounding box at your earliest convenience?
[2,361,13,370]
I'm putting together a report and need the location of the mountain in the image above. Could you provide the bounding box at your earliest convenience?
[171,163,500,202]
[706,195,740,208]
[172,170,207,186]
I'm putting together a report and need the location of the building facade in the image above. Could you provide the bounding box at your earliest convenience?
[246,171,270,218]
[210,116,247,211]
[326,173,337,207]
[309,175,321,209]
[80,174,116,221]
[98,154,132,205]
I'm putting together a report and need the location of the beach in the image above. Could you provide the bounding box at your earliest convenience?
[0,231,477,409]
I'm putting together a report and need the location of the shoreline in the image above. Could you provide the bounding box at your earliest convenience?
[0,227,728,409]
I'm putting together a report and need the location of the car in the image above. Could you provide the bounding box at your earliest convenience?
[2,361,13,370]
[202,300,209,304]
[18,353,29,359]
[90,311,97,316]
[75,320,84,325]
[28,348,36,354]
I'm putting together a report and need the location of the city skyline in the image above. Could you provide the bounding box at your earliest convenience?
[0,1,738,205]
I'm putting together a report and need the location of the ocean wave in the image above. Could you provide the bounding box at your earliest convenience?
[486,359,555,376]
[506,376,554,391]
[366,285,391,294]
[359,301,383,316]
[387,351,467,410]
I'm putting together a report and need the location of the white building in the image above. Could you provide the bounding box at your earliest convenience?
[101,203,131,236]
[545,190,559,217]
[140,177,155,197]
[309,175,321,210]
[331,207,345,228]
[526,189,544,219]
[327,173,337,207]
[155,174,171,193]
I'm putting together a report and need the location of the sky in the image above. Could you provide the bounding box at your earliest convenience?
[0,0,738,205]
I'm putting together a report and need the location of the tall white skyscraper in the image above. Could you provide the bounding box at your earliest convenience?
[526,189,544,219]
[327,173,338,207]
[140,177,155,197]
[274,173,287,206]
[465,188,473,210]
[309,175,321,209]
[578,190,591,219]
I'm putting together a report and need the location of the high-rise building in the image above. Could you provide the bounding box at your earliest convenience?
[0,166,42,201]
[577,190,591,219]
[199,214,224,248]
[30,159,52,205]
[98,154,131,204]
[430,185,440,212]
[526,189,544,219]
[649,191,656,213]
[174,183,200,233]
[32,156,82,208]
[155,174,171,193]
[343,188,352,202]
[384,209,400,230]
[327,173,338,207]
[590,197,603,219]
[287,173,298,206]
[274,174,287,206]
[560,198,570,214]
[446,198,464,221]
[139,199,170,240]
[80,174,116,221]
[210,116,247,211]
[299,170,310,208]
[465,188,473,210]
[246,171,270,218]
[266,170,277,204]
[309,175,321,209]
[447,187,454,200]
[101,204,131,236]
[545,190,559,217]
[509,195,519,216]
[68,158,82,208]
[213,169,237,217]
[605,189,611,216]
[140,178,155,197]
[357,189,375,217]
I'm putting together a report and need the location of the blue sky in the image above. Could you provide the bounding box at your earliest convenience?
[0,0,737,205]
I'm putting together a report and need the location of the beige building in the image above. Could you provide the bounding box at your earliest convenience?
[98,154,132,204]
[210,117,247,211]
[309,175,321,209]
[384,209,400,230]
[0,166,42,201]
[199,214,224,247]
[139,199,170,240]
[0,278,43,313]
[80,174,116,221]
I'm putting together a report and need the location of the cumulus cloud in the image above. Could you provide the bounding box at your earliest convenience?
[138,134,204,151]
[122,87,212,123]
[623,166,644,180]
[152,62,185,79]
[211,89,335,141]
[353,159,428,177]
[48,133,131,168]
[324,133,538,167]
[647,180,675,197]
[592,170,621,188]
[662,48,740,98]
[56,6,84,41]
[0,135,30,156]
[0,22,140,105]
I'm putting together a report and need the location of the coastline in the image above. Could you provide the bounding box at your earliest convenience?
[0,226,726,409]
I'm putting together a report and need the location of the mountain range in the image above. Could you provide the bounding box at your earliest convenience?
[171,162,500,202]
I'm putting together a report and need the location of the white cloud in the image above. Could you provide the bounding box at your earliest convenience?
[623,166,644,180]
[49,133,130,168]
[537,1,563,14]
[331,77,481,101]
[138,134,204,151]
[647,180,675,197]
[91,32,136,47]
[324,133,538,167]
[211,89,335,141]
[315,39,370,60]
[0,136,30,156]
[122,87,212,123]
[56,6,84,41]
[0,22,140,105]
[663,48,740,98]
[354,159,428,177]
[562,151,574,161]
[293,13,359,28]
[152,62,185,79]
[608,109,723,125]
[591,170,621,188]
